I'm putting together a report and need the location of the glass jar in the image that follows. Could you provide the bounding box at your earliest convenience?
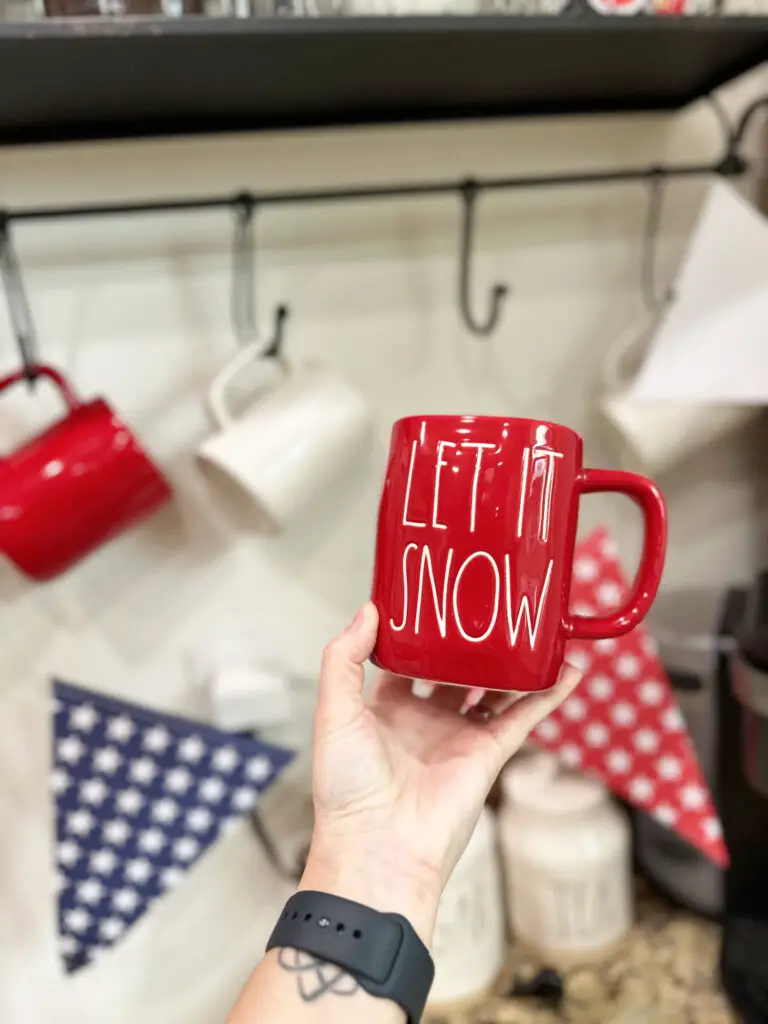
[499,752,632,963]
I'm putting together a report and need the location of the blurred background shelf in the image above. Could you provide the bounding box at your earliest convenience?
[0,15,767,146]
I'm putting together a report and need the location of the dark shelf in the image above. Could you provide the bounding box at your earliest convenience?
[0,15,766,146]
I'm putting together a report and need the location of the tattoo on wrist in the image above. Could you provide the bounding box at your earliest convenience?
[277,948,359,1003]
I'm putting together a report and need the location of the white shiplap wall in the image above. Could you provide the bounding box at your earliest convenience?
[0,64,766,1024]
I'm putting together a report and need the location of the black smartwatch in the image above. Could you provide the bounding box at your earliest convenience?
[266,890,435,1023]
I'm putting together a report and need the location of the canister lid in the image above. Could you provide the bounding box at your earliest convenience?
[503,751,608,816]
[531,774,608,816]
[501,750,559,806]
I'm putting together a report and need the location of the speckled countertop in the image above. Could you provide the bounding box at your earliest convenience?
[425,879,736,1024]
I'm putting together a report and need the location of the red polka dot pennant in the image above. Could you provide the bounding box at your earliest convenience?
[530,527,728,868]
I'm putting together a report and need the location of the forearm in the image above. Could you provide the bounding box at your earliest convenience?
[227,834,441,1024]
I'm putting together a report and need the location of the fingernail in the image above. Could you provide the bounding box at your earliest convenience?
[412,680,435,699]
[560,663,584,688]
[350,598,376,630]
[460,687,486,715]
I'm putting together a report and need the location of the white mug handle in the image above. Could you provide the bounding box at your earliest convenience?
[600,303,668,395]
[207,342,288,429]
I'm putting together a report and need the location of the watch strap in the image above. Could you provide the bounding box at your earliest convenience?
[266,890,434,1023]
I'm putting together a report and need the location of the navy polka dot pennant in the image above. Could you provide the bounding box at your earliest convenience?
[52,679,295,973]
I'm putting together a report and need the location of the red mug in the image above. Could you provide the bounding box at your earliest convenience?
[0,365,173,581]
[371,415,667,692]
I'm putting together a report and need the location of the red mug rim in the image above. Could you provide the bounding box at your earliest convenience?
[392,413,583,440]
[62,400,172,496]
[0,395,160,470]
[0,362,157,472]
[72,397,161,458]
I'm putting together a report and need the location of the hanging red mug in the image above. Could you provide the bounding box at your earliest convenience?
[0,365,172,581]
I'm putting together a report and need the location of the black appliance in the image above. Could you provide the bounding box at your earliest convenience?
[634,578,768,1021]
[720,579,768,1024]
[636,586,726,916]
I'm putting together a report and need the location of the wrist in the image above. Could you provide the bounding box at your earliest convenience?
[298,832,442,946]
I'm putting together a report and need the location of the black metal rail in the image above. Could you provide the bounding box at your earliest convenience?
[4,157,746,225]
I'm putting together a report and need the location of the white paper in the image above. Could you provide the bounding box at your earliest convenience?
[630,180,768,405]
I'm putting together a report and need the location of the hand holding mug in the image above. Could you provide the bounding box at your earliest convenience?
[299,601,584,946]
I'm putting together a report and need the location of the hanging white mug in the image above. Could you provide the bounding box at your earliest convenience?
[599,307,757,477]
[197,344,373,533]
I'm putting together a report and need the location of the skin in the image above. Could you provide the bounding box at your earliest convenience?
[228,601,581,1024]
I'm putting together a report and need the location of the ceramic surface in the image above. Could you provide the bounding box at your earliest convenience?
[423,876,736,1024]
[0,365,172,581]
[197,346,373,534]
[371,415,667,691]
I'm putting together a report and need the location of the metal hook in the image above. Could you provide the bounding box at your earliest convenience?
[640,170,674,314]
[458,180,509,338]
[708,91,750,177]
[0,215,39,389]
[231,191,289,359]
[733,95,768,154]
[261,303,290,360]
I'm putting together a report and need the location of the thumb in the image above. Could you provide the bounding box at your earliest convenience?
[317,601,379,728]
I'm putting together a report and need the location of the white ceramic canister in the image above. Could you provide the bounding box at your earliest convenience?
[499,753,632,964]
[428,807,506,1008]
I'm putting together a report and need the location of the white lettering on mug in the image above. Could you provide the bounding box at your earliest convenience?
[461,442,495,533]
[391,544,552,650]
[503,557,553,649]
[531,444,564,542]
[452,551,500,643]
[402,441,426,528]
[390,542,419,631]
[415,545,454,638]
[432,441,456,530]
[390,432,561,649]
[516,445,563,542]
[401,434,563,541]
[516,446,530,539]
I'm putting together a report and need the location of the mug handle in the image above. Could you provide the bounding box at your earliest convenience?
[0,365,81,410]
[564,468,667,641]
[599,296,672,396]
[207,342,286,429]
[600,313,656,395]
